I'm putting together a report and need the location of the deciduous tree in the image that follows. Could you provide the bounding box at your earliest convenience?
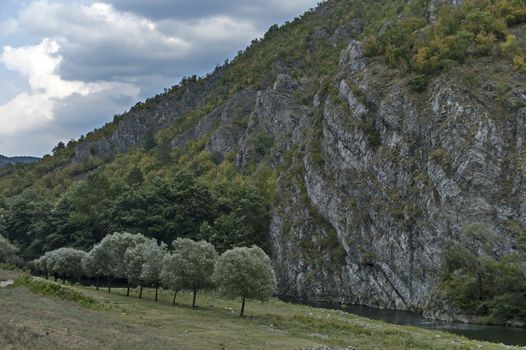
[168,238,217,307]
[139,240,167,301]
[214,246,276,316]
[90,232,146,293]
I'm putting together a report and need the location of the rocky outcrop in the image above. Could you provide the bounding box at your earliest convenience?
[236,74,311,168]
[74,74,223,163]
[329,19,364,46]
[268,40,525,318]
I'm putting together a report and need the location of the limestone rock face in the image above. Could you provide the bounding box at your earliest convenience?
[268,40,525,318]
[74,77,220,163]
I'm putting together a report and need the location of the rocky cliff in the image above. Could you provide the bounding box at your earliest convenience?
[270,41,526,318]
[172,38,524,318]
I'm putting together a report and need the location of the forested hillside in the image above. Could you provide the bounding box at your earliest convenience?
[1,0,526,325]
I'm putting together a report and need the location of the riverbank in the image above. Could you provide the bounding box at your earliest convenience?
[280,298,526,346]
[1,271,524,350]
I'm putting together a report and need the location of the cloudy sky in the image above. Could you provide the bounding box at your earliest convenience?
[0,0,319,157]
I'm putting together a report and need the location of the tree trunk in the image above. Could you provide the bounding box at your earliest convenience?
[240,296,246,317]
[192,290,197,308]
[96,276,99,291]
[155,286,159,302]
[139,285,143,299]
[62,277,65,285]
[45,272,48,280]
[107,276,111,293]
[54,275,57,282]
[126,284,130,297]
[172,291,177,305]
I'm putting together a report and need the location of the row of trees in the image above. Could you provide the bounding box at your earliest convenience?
[32,232,276,316]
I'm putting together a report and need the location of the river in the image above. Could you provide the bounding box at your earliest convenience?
[283,299,526,346]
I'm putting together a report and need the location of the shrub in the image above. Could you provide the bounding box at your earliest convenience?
[440,224,526,324]
[0,234,20,264]
[366,126,381,149]
[500,34,518,54]
[363,36,380,57]
[513,55,526,73]
[408,74,428,92]
[13,274,100,309]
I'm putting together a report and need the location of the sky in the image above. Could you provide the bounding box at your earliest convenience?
[0,0,320,157]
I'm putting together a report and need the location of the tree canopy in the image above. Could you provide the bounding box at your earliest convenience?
[0,233,19,264]
[90,232,146,292]
[166,238,218,307]
[441,224,526,324]
[214,246,276,316]
[46,248,87,282]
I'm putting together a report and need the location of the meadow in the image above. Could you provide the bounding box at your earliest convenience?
[0,270,522,350]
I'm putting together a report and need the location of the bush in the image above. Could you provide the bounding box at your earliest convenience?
[501,34,518,54]
[408,74,428,92]
[370,0,526,77]
[440,224,526,324]
[0,234,20,265]
[13,274,100,309]
[366,126,381,149]
[363,36,380,57]
[513,55,526,73]
[255,133,274,158]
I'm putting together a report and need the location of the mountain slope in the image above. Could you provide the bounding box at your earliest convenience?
[1,0,525,325]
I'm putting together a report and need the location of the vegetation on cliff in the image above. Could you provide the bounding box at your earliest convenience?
[440,224,526,325]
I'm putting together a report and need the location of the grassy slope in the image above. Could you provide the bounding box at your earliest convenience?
[0,271,521,350]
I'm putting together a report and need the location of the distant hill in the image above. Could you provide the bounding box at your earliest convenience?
[0,155,40,167]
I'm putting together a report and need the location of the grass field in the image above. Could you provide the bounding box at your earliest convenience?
[0,270,522,350]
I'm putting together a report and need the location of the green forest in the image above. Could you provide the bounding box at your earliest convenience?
[0,167,271,259]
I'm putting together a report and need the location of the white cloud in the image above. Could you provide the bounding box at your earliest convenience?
[0,38,139,134]
[4,1,263,83]
[173,16,258,42]
[267,0,319,13]
[14,1,193,76]
[105,0,320,21]
[0,0,321,155]
[1,18,17,36]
